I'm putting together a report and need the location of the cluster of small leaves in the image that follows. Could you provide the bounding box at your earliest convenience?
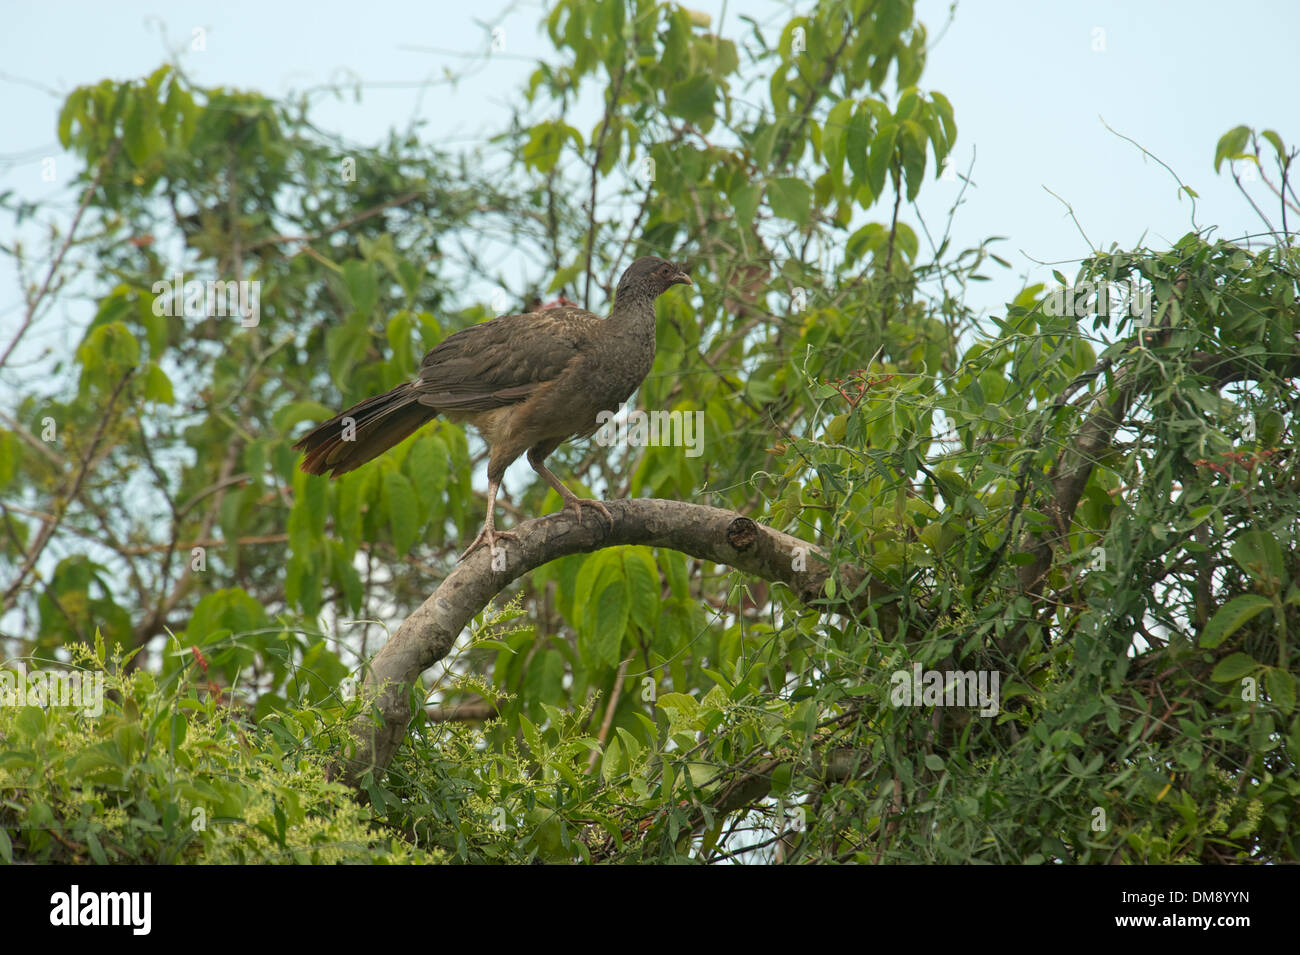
[6,0,1298,866]
[0,634,439,863]
[551,229,1296,864]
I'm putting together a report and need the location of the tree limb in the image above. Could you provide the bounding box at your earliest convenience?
[1016,273,1189,599]
[333,498,893,788]
[1,368,132,612]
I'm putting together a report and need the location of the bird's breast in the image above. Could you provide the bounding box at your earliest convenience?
[579,334,655,413]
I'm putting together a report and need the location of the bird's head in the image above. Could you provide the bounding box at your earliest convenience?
[618,256,693,301]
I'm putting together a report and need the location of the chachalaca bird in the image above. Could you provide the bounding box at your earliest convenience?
[293,256,692,557]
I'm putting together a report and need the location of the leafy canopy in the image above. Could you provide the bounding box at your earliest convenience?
[1,0,1298,863]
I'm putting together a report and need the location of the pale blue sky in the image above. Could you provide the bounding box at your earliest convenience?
[2,0,1296,342]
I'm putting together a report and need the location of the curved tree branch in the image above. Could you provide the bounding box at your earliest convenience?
[334,498,894,788]
[1016,273,1190,599]
[1009,273,1300,653]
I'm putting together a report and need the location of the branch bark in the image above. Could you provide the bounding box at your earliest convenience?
[0,140,121,374]
[1016,273,1190,600]
[1,368,132,612]
[333,498,893,788]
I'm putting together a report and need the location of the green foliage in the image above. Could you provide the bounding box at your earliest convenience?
[3,3,1298,864]
[0,638,438,863]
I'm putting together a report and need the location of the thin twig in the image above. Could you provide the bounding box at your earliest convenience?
[245,191,423,252]
[1,140,122,373]
[582,61,628,310]
[587,656,632,772]
[1,368,133,610]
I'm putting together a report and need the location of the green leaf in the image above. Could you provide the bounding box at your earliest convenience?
[1214,124,1251,172]
[751,123,778,168]
[57,88,86,149]
[731,181,761,228]
[139,101,168,162]
[601,734,624,783]
[622,547,660,630]
[900,120,928,200]
[519,713,544,755]
[868,122,898,198]
[1260,129,1285,160]
[592,580,629,667]
[327,313,369,384]
[846,222,884,263]
[822,98,853,170]
[15,706,46,739]
[164,80,198,147]
[1256,410,1285,447]
[385,311,415,376]
[769,177,812,226]
[930,90,957,147]
[657,692,702,731]
[1200,594,1272,648]
[895,88,919,123]
[384,471,420,555]
[406,433,447,520]
[845,103,872,182]
[1210,652,1258,683]
[523,120,581,173]
[87,830,108,864]
[343,260,379,314]
[1230,530,1284,589]
[666,75,717,126]
[77,320,140,386]
[122,91,165,167]
[713,35,739,75]
[1265,667,1296,715]
[168,712,188,749]
[142,362,174,404]
[572,550,618,637]
[524,649,566,706]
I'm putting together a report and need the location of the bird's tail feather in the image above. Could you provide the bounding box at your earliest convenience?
[294,383,437,477]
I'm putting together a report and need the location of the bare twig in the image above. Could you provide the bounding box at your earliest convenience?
[587,656,632,772]
[1,368,133,611]
[1,140,122,373]
[245,191,423,253]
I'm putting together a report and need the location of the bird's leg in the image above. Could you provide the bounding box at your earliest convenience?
[460,475,517,560]
[527,448,614,529]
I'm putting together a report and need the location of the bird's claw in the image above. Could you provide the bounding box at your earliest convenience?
[460,527,517,562]
[563,496,614,530]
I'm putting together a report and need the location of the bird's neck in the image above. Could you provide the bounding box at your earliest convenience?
[611,288,659,346]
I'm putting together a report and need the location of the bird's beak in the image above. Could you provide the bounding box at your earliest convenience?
[671,263,692,287]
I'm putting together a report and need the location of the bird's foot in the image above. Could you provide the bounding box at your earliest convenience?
[561,495,614,530]
[459,526,517,562]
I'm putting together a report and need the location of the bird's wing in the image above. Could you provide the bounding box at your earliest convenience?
[414,307,600,411]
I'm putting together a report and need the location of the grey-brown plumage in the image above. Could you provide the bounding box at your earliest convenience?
[294,256,691,557]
